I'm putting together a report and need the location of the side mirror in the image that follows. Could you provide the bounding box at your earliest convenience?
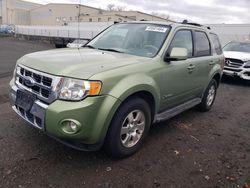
[164,47,188,62]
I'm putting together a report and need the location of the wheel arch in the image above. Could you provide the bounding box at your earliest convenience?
[120,90,157,122]
[212,73,222,87]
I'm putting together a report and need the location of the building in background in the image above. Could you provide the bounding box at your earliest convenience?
[30,4,168,25]
[0,1,169,26]
[0,0,40,25]
[30,4,102,26]
[1,0,249,47]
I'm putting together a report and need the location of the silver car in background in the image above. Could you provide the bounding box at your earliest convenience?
[66,39,89,48]
[223,41,250,80]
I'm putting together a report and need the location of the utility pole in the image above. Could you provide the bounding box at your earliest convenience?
[0,0,2,24]
[78,0,81,40]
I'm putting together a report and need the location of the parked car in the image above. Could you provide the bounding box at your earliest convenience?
[54,38,72,48]
[67,39,89,48]
[223,41,250,80]
[9,21,224,158]
[0,24,15,34]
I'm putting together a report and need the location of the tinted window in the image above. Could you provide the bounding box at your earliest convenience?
[168,30,193,58]
[210,33,222,55]
[194,31,211,57]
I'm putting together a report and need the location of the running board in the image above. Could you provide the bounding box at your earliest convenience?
[154,98,201,123]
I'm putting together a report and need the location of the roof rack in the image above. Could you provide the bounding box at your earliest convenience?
[181,20,211,30]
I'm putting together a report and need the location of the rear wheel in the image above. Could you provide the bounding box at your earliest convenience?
[197,79,218,112]
[104,97,151,158]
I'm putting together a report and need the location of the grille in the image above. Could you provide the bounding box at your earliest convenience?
[224,67,242,72]
[16,65,59,104]
[15,105,43,129]
[225,58,244,68]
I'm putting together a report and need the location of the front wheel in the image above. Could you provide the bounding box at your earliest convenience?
[197,79,218,112]
[104,97,151,158]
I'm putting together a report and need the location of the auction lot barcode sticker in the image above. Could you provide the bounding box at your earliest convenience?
[145,26,168,33]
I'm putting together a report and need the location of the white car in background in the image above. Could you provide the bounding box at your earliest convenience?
[67,39,89,48]
[223,41,250,80]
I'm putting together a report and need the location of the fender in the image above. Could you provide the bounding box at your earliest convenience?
[107,73,161,113]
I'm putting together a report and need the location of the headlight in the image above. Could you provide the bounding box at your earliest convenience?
[13,64,18,81]
[245,61,250,68]
[58,78,102,101]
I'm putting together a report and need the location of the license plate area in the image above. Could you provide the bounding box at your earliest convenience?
[15,90,36,112]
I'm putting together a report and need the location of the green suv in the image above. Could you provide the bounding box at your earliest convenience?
[10,21,224,158]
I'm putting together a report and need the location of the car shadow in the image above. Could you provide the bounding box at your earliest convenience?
[221,75,250,87]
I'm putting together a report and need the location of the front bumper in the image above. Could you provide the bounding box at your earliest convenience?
[223,66,250,80]
[10,83,48,130]
[10,79,121,150]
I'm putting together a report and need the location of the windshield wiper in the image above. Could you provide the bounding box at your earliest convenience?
[84,45,96,49]
[98,48,124,53]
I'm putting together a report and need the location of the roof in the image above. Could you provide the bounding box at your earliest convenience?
[19,0,41,6]
[30,3,106,11]
[108,10,170,21]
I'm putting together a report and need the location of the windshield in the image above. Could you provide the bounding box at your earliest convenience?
[223,42,250,53]
[87,23,170,58]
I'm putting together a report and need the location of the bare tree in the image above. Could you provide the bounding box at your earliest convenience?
[107,4,126,11]
[107,4,115,11]
[116,6,125,11]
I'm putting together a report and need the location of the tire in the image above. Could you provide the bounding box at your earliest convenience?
[104,97,151,158]
[197,79,218,112]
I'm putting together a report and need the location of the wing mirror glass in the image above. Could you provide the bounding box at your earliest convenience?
[164,47,188,62]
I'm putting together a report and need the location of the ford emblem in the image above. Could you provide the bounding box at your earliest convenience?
[24,76,36,87]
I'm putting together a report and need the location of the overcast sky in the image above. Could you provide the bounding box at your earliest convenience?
[26,0,250,24]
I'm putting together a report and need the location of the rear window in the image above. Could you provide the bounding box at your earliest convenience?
[194,31,211,57]
[210,33,223,55]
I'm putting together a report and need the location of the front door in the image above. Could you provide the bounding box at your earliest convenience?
[159,29,199,111]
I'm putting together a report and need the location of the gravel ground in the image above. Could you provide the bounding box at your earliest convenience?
[0,37,249,188]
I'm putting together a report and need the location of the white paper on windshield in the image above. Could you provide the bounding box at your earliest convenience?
[145,26,168,33]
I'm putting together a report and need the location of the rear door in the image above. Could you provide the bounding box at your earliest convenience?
[188,30,213,94]
[209,33,224,69]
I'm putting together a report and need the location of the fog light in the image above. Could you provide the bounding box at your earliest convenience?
[61,119,81,134]
[69,121,77,131]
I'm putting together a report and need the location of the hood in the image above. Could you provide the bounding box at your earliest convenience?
[18,48,148,79]
[224,51,250,62]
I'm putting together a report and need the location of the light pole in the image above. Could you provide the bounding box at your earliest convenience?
[0,0,2,24]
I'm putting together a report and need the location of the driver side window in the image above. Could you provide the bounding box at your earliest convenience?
[168,30,193,58]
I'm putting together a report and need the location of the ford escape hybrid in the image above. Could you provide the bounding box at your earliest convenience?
[10,21,224,158]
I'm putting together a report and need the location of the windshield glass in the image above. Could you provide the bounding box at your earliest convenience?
[223,42,250,53]
[87,23,170,58]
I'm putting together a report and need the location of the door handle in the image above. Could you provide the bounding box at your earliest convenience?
[187,64,196,71]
